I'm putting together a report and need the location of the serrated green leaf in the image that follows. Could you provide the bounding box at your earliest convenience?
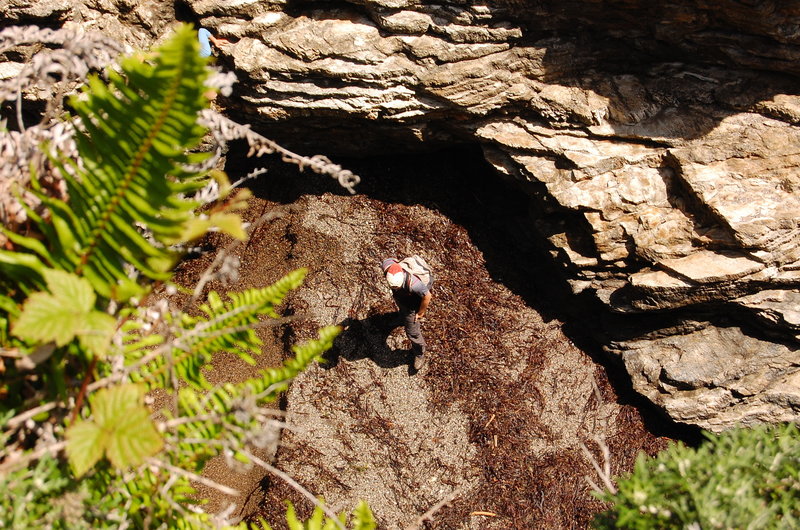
[13,291,82,346]
[65,420,106,477]
[66,385,163,475]
[43,269,95,312]
[79,310,117,358]
[12,270,99,346]
[91,384,144,425]
[104,405,163,469]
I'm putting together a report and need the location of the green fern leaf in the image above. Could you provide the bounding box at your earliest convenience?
[251,517,274,530]
[307,506,324,530]
[351,501,377,530]
[170,327,340,468]
[66,25,208,294]
[0,249,48,301]
[1,229,54,265]
[142,269,310,390]
[286,503,303,530]
[0,24,210,304]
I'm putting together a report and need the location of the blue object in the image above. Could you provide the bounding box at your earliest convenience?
[198,28,212,57]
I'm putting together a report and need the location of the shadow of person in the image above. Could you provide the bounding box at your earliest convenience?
[321,312,412,370]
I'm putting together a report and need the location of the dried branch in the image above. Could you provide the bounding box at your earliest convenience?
[6,401,60,430]
[0,441,66,475]
[404,487,464,530]
[147,458,240,497]
[242,449,347,530]
[199,109,360,194]
[0,25,123,103]
[580,436,617,495]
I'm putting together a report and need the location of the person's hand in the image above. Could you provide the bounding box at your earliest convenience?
[210,35,231,47]
[416,313,425,322]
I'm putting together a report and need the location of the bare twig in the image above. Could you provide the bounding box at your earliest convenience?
[147,458,240,497]
[199,110,360,194]
[580,436,617,495]
[241,449,347,530]
[404,487,464,530]
[6,401,60,430]
[0,441,66,474]
[157,474,191,519]
[88,298,301,394]
[15,86,24,133]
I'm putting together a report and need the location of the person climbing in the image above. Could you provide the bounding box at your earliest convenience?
[381,256,433,372]
[198,27,230,58]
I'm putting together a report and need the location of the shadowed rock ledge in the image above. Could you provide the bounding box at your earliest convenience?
[3,0,799,431]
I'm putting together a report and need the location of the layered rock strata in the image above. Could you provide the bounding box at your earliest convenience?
[3,0,800,430]
[191,0,800,431]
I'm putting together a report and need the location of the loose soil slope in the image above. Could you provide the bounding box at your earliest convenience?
[175,145,689,528]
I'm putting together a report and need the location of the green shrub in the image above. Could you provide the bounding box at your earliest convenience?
[594,423,800,529]
[0,23,371,529]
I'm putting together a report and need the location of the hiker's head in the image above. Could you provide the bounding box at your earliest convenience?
[385,263,404,290]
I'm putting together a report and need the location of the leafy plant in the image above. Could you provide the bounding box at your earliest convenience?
[593,423,800,529]
[0,24,372,529]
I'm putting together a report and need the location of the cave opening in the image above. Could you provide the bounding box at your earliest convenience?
[225,139,702,444]
[184,135,712,526]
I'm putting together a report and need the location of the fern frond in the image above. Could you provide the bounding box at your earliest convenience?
[170,325,340,456]
[233,324,340,402]
[69,24,209,295]
[126,269,309,390]
[2,24,211,302]
[280,500,374,530]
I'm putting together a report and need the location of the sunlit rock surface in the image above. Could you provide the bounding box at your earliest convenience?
[5,0,800,431]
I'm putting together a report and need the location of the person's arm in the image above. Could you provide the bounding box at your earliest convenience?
[416,292,432,320]
[209,34,230,48]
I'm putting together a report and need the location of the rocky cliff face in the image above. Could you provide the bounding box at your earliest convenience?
[198,0,800,432]
[4,0,800,431]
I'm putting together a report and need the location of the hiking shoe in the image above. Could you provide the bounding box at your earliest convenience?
[413,355,427,371]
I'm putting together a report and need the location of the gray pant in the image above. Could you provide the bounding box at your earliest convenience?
[399,305,425,356]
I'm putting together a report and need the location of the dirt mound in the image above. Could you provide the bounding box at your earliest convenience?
[175,145,687,528]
